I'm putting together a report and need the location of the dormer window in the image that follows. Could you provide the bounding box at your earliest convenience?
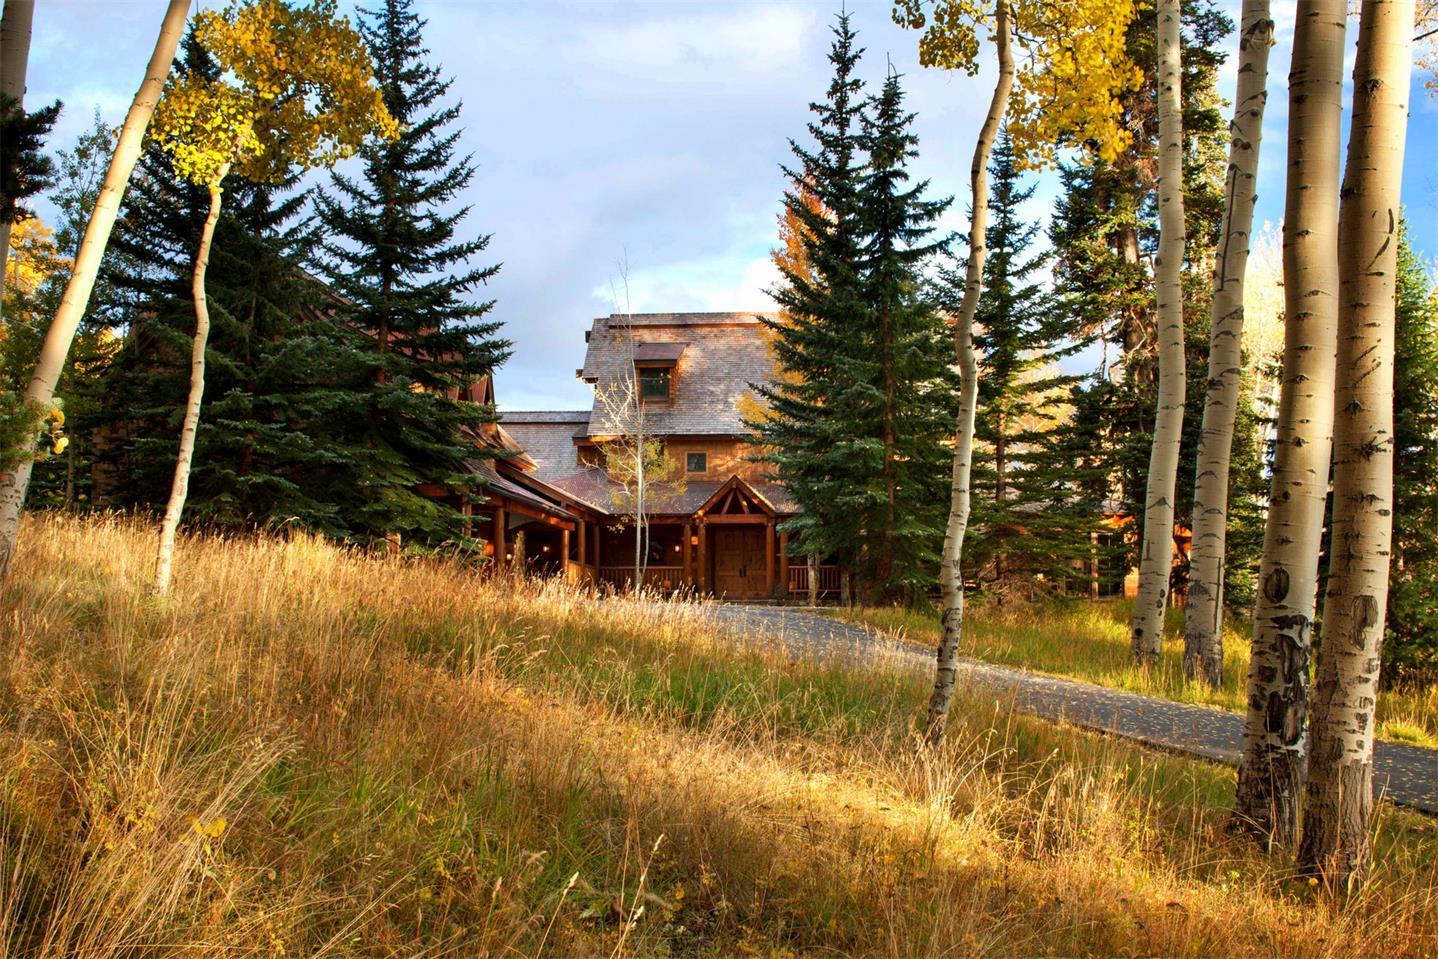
[632,342,686,405]
[639,367,671,401]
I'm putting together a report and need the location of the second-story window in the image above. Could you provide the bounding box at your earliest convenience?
[639,367,671,402]
[686,451,707,473]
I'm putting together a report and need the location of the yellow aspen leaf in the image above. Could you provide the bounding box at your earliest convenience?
[892,0,1140,168]
[150,0,398,190]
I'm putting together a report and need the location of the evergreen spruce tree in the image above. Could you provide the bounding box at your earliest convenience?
[0,88,59,296]
[315,0,509,545]
[852,68,954,601]
[965,129,1091,588]
[755,21,953,603]
[1043,374,1139,594]
[1388,223,1438,680]
[752,13,871,587]
[96,36,373,536]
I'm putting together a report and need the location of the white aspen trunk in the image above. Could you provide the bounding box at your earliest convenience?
[807,551,819,606]
[1298,0,1413,889]
[925,0,1014,745]
[1183,0,1275,688]
[1129,0,1187,668]
[1230,0,1346,848]
[0,0,189,584]
[154,176,226,596]
[635,421,645,587]
[0,1,31,104]
[0,0,36,296]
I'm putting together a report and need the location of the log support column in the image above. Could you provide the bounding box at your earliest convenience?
[696,519,707,592]
[779,530,790,602]
[491,504,507,572]
[765,519,776,598]
[682,521,693,587]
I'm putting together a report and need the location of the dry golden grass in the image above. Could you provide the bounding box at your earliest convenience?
[2,512,1437,957]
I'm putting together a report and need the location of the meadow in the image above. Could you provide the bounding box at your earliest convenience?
[832,601,1438,748]
[3,513,1436,956]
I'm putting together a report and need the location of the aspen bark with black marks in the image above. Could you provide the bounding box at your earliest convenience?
[1184,0,1274,688]
[926,0,1014,745]
[1231,0,1346,848]
[1299,0,1413,890]
[1130,0,1187,668]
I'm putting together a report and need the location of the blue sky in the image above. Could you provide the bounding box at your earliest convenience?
[27,1,1438,410]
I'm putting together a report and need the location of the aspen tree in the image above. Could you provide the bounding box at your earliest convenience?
[0,0,36,292]
[0,0,189,584]
[1183,0,1275,687]
[1299,0,1415,890]
[894,0,1140,741]
[1230,0,1346,848]
[923,0,1012,743]
[1129,0,1187,668]
[148,0,396,595]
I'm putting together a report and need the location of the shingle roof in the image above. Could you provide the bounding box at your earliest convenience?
[498,412,589,482]
[469,458,580,521]
[580,312,779,436]
[633,341,688,363]
[501,410,591,424]
[544,471,798,517]
[496,314,802,518]
[545,469,614,513]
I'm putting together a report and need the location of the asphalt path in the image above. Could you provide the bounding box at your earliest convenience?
[703,604,1438,815]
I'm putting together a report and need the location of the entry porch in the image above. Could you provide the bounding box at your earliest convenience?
[590,476,791,599]
[593,516,785,599]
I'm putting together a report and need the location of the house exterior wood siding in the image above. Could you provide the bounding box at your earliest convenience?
[479,312,816,600]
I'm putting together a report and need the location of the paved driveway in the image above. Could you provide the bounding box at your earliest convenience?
[704,604,1438,815]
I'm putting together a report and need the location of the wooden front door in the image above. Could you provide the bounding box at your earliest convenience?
[712,527,767,597]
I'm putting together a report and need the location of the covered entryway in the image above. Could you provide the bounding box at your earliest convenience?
[694,476,780,599]
[711,525,767,598]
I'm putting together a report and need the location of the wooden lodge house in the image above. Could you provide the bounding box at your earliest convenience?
[461,311,839,600]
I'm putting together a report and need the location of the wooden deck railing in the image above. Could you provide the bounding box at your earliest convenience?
[787,564,841,596]
[597,565,685,592]
[565,562,597,585]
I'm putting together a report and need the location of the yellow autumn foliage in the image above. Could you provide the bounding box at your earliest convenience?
[149,0,398,189]
[892,0,1142,167]
[4,218,63,297]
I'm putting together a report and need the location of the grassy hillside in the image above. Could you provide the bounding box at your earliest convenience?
[2,514,1436,957]
[832,602,1438,747]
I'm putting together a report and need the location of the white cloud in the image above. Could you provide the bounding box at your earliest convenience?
[566,5,815,80]
[595,252,780,314]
